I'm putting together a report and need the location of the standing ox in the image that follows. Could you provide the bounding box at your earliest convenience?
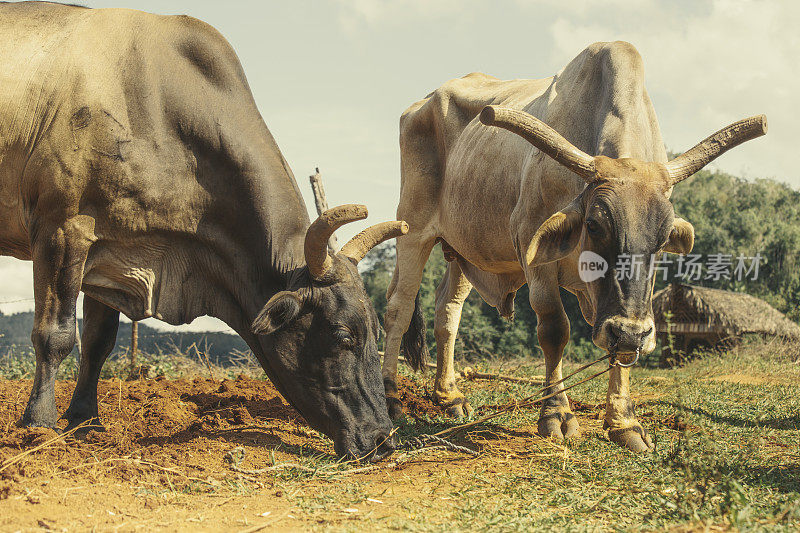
[383,41,766,451]
[0,2,403,461]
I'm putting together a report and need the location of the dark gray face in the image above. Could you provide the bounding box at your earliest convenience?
[252,257,394,461]
[582,180,675,354]
[525,158,695,358]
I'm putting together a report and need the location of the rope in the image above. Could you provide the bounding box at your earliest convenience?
[222,351,621,474]
[224,433,477,478]
[532,353,610,394]
[433,352,614,439]
[399,434,479,456]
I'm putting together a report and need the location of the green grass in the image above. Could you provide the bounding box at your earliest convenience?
[300,338,800,531]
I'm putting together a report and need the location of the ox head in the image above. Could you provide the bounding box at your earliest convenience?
[480,105,767,359]
[251,205,406,461]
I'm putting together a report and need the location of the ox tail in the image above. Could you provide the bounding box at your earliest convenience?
[400,292,429,372]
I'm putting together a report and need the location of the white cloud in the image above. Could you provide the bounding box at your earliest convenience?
[334,0,464,34]
[517,0,659,15]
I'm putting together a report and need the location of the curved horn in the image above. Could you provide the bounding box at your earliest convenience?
[305,204,368,279]
[480,105,596,182]
[339,221,409,264]
[665,115,767,185]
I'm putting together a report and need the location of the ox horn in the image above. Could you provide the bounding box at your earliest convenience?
[339,221,410,264]
[665,115,767,185]
[480,105,596,182]
[305,204,368,279]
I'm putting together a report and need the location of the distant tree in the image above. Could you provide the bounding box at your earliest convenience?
[669,170,800,320]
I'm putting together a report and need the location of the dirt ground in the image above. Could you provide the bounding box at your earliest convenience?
[0,375,600,532]
[3,359,795,531]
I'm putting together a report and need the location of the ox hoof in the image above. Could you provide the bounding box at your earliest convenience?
[64,417,106,434]
[608,425,654,453]
[384,379,405,420]
[433,391,472,420]
[18,419,58,430]
[537,411,580,441]
[383,378,405,420]
[386,396,405,421]
[445,399,473,419]
[19,412,58,430]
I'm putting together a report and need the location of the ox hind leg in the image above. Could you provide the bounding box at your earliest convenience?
[21,217,94,428]
[382,236,435,419]
[529,270,580,440]
[63,296,120,431]
[432,261,473,418]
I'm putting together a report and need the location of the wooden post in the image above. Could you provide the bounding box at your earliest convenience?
[74,320,82,371]
[309,167,337,250]
[130,321,138,369]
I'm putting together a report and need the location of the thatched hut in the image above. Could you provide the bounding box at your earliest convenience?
[652,283,800,366]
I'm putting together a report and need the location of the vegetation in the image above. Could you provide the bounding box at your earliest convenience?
[670,170,800,320]
[284,336,794,530]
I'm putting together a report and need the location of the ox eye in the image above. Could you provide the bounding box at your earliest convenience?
[333,327,355,349]
[586,218,602,236]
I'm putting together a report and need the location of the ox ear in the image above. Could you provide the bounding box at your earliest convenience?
[664,217,694,255]
[525,200,584,267]
[252,291,303,335]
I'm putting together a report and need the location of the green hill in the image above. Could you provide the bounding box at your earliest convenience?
[0,311,249,366]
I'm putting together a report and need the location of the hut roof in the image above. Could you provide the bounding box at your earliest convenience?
[652,283,800,338]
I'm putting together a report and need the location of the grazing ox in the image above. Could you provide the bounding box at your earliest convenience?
[383,41,766,451]
[0,2,404,461]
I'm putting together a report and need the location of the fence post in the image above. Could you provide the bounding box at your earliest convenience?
[309,167,338,250]
[130,321,138,369]
[74,320,81,371]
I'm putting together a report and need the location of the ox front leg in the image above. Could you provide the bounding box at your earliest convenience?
[382,238,435,420]
[530,279,580,441]
[604,364,654,452]
[21,217,94,429]
[63,296,120,431]
[432,262,473,418]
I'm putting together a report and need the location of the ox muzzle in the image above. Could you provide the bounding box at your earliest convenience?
[594,316,656,361]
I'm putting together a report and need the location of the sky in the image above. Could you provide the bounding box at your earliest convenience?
[0,0,797,333]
